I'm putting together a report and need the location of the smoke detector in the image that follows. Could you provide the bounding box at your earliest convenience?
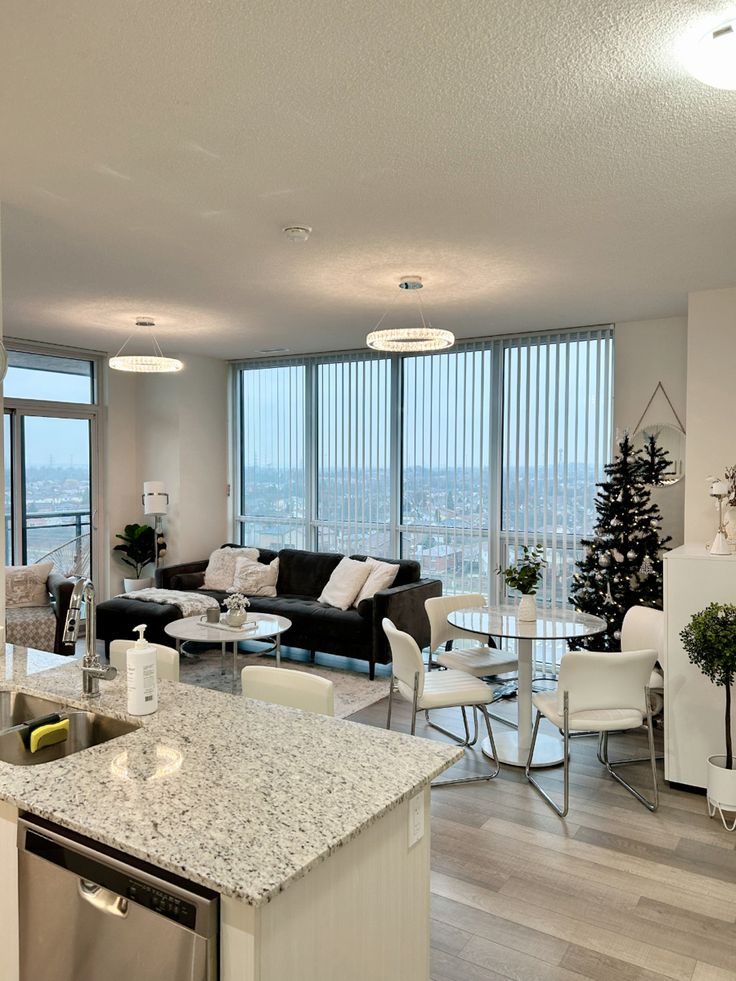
[398,275,423,290]
[282,225,312,243]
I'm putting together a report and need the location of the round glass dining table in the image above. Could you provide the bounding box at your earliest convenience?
[447,605,606,767]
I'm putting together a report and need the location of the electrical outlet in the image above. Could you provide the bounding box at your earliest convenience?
[408,791,424,848]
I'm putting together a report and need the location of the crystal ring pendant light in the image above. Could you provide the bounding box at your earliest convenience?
[109,318,184,373]
[366,277,455,352]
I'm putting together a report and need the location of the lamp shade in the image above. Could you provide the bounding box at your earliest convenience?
[143,481,169,515]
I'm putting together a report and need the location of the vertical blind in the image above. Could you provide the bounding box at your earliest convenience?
[234,327,613,654]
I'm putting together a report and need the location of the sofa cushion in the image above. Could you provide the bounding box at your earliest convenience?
[247,594,366,646]
[232,556,279,596]
[277,549,343,598]
[6,562,53,608]
[318,557,371,610]
[353,557,399,606]
[173,571,206,591]
[349,554,420,587]
[204,547,259,590]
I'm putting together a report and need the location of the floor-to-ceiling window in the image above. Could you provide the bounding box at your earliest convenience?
[233,327,613,615]
[3,348,99,577]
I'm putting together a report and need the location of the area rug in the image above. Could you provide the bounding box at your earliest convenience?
[178,651,390,720]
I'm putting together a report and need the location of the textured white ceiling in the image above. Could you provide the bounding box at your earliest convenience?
[1,0,735,359]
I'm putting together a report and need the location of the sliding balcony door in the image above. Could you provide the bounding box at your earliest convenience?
[3,349,99,578]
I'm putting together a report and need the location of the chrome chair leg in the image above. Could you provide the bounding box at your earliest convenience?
[425,705,473,746]
[525,693,571,817]
[386,673,395,730]
[432,702,501,787]
[598,688,659,812]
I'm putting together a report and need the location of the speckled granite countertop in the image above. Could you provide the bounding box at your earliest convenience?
[0,646,460,905]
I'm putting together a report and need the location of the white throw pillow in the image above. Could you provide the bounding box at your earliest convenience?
[353,557,399,606]
[231,557,279,597]
[319,557,372,610]
[6,562,53,609]
[203,547,259,590]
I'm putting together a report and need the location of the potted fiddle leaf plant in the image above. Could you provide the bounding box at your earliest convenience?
[497,545,547,621]
[113,523,156,592]
[680,603,736,831]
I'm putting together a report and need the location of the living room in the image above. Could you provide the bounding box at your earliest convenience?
[1,3,736,980]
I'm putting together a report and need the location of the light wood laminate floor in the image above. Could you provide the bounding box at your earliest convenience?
[349,694,736,981]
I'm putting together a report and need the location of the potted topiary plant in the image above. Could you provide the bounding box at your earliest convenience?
[680,602,736,831]
[114,523,156,592]
[497,545,547,621]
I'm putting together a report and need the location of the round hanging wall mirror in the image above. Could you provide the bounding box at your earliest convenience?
[632,423,686,485]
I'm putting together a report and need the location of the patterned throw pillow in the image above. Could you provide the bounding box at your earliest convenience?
[231,557,279,596]
[6,562,53,609]
[203,547,259,591]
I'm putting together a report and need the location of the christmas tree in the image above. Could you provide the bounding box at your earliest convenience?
[639,431,671,486]
[570,433,672,650]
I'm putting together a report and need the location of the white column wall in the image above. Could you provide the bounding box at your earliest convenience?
[684,287,736,545]
[614,316,687,547]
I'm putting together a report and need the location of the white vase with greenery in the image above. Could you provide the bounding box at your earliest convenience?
[497,545,547,622]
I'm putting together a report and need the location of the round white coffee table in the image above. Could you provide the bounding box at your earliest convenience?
[447,605,606,768]
[165,614,292,691]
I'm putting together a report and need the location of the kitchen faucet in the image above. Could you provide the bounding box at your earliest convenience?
[62,578,117,697]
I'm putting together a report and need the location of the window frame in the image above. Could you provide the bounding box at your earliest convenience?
[3,340,103,577]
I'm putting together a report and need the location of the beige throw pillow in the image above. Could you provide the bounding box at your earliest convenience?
[319,557,372,610]
[231,557,279,596]
[353,557,399,606]
[6,562,53,609]
[203,547,259,591]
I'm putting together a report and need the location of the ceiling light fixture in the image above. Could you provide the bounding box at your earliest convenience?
[109,318,184,373]
[282,225,312,242]
[366,277,455,353]
[684,19,736,89]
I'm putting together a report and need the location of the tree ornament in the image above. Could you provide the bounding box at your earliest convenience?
[604,583,616,605]
[598,554,611,568]
[610,517,621,526]
[626,549,637,561]
[613,629,621,641]
[640,555,654,578]
[613,549,625,563]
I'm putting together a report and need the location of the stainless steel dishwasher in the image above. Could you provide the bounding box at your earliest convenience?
[17,814,219,981]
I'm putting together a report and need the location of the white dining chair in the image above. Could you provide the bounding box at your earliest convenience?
[383,618,500,786]
[109,639,180,682]
[526,648,659,816]
[242,665,335,716]
[621,606,664,715]
[425,594,519,740]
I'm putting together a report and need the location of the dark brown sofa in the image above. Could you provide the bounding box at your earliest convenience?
[97,545,442,678]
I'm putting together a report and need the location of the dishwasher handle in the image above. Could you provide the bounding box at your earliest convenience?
[79,878,129,917]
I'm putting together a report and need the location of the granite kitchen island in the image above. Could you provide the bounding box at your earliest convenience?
[0,645,459,981]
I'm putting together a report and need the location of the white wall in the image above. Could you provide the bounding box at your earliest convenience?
[614,317,688,547]
[684,287,736,545]
[102,355,229,597]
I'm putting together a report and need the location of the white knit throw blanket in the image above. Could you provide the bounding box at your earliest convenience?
[117,588,219,618]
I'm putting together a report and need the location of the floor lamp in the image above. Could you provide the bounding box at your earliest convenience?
[143,481,168,568]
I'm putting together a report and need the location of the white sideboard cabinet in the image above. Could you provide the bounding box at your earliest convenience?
[664,545,736,789]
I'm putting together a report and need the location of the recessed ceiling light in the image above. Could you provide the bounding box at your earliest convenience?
[684,19,736,89]
[282,225,312,242]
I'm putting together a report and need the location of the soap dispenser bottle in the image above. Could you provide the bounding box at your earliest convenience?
[126,623,158,716]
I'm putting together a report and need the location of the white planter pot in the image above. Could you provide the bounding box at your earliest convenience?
[518,594,537,622]
[124,577,153,593]
[707,756,736,832]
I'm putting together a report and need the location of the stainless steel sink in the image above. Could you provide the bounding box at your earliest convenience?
[0,691,72,731]
[0,707,140,766]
